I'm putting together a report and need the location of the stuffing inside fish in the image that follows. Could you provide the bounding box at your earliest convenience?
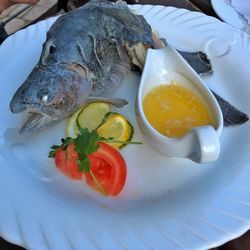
[9,0,248,134]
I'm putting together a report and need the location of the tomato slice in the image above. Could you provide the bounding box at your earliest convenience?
[54,141,127,196]
[85,142,127,196]
[54,143,82,180]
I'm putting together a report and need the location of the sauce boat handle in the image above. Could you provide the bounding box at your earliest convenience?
[187,125,220,163]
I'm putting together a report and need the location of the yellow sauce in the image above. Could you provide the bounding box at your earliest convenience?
[142,82,212,138]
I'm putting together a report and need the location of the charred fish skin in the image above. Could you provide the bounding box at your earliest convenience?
[10,65,89,115]
[42,0,154,97]
[9,0,155,134]
[211,91,249,127]
[177,51,213,76]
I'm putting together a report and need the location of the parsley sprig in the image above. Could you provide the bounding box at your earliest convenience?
[49,129,107,194]
[49,128,142,173]
[49,128,142,196]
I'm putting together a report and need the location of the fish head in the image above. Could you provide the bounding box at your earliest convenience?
[10,65,91,133]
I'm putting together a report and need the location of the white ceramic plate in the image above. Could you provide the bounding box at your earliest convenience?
[211,0,249,31]
[1,5,250,250]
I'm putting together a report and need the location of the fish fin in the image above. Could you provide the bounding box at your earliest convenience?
[177,51,213,76]
[87,97,128,108]
[212,91,249,127]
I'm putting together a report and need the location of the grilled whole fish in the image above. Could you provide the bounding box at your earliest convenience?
[10,0,155,133]
[9,0,248,134]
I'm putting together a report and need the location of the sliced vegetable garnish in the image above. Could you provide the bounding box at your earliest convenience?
[49,129,140,196]
[86,142,127,196]
[77,102,110,131]
[97,112,133,149]
[66,102,135,149]
[54,143,82,180]
[66,106,83,138]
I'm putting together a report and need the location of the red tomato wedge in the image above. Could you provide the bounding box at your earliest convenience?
[54,142,127,196]
[86,142,127,196]
[54,143,82,180]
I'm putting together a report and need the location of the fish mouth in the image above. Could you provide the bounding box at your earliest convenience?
[18,103,59,134]
[20,112,57,134]
[10,100,49,114]
[10,98,27,114]
[16,102,59,118]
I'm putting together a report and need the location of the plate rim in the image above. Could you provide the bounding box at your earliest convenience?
[211,0,247,30]
[1,4,250,250]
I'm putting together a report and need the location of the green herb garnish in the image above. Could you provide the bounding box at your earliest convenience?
[49,128,142,173]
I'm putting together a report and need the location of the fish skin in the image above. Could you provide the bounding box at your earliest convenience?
[158,38,213,76]
[177,51,213,76]
[9,0,155,134]
[211,91,249,127]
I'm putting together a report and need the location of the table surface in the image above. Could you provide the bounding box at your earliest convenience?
[1,0,250,249]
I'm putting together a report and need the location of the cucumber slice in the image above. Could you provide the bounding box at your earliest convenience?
[77,102,111,131]
[66,106,83,138]
[97,112,134,149]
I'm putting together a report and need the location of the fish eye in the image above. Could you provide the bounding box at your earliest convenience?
[37,88,50,102]
[49,45,56,54]
[42,95,48,103]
